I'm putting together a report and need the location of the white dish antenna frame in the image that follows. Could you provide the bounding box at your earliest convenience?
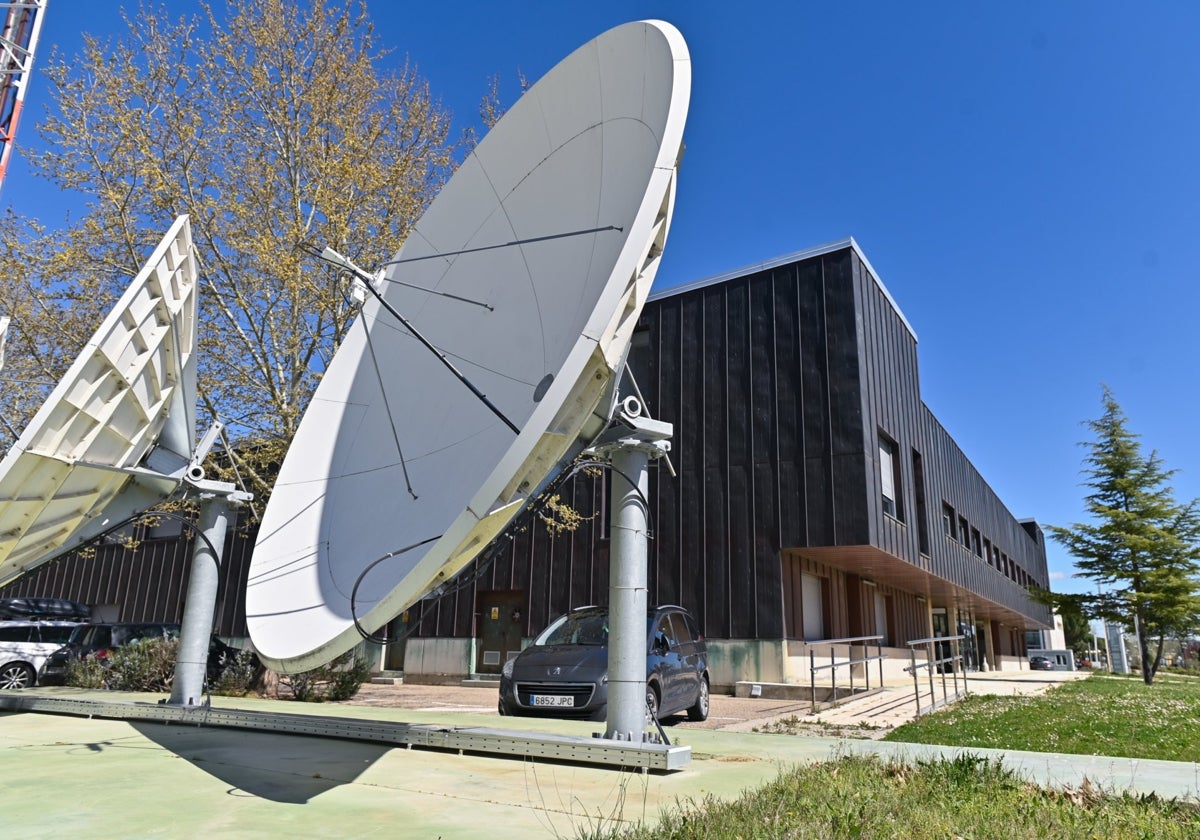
[0,215,251,707]
[247,19,691,673]
[0,216,201,586]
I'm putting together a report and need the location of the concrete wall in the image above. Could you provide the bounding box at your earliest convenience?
[705,639,787,691]
[705,639,928,690]
[993,654,1026,672]
[397,638,472,683]
[784,642,926,686]
[1049,615,1068,650]
[396,636,933,690]
[395,637,797,690]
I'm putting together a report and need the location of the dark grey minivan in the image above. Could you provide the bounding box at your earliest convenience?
[497,605,709,723]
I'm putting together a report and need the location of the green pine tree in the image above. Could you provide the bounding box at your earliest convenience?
[1060,608,1094,660]
[1047,387,1200,685]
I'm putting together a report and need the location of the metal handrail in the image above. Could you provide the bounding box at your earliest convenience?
[904,634,967,717]
[808,634,886,712]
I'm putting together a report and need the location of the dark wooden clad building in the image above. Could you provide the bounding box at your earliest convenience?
[411,238,1051,684]
[3,238,1051,685]
[0,516,255,636]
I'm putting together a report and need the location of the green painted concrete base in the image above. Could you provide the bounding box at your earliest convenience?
[1,688,1196,839]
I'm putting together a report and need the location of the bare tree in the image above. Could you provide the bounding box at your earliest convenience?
[0,0,457,503]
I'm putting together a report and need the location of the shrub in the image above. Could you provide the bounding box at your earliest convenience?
[209,649,264,697]
[65,638,178,692]
[65,655,107,689]
[279,651,371,702]
[107,638,179,691]
[62,636,367,702]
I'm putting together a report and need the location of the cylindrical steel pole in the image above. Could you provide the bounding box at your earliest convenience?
[604,445,650,741]
[168,494,231,706]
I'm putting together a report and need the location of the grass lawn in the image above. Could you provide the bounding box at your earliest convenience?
[885,672,1200,762]
[585,673,1200,839]
[583,752,1200,839]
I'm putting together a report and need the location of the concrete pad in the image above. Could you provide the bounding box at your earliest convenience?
[1,684,1196,839]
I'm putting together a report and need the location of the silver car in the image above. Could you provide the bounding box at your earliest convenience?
[0,621,80,689]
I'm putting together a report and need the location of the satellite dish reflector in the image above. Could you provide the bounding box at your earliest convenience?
[247,20,691,672]
[0,216,198,586]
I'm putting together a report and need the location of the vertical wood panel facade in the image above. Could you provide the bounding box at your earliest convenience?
[411,240,1050,642]
[0,516,259,637]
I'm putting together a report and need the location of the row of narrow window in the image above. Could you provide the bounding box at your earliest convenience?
[941,501,1034,588]
[878,430,1034,589]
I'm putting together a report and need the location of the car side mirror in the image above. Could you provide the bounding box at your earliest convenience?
[653,634,670,654]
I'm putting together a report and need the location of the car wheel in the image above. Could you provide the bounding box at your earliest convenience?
[645,685,660,723]
[687,676,710,722]
[0,662,35,690]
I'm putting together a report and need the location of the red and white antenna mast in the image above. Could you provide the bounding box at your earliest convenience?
[0,0,47,191]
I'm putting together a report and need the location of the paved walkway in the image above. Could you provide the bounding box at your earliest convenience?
[802,668,1089,731]
[0,677,1195,839]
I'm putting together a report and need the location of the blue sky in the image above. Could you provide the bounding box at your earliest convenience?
[7,2,1200,596]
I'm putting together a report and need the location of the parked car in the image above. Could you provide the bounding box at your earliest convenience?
[1029,655,1055,671]
[498,605,710,723]
[0,621,81,689]
[38,622,238,686]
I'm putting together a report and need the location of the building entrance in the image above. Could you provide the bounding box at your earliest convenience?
[476,589,525,675]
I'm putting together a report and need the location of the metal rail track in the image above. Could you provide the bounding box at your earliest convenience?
[0,693,690,771]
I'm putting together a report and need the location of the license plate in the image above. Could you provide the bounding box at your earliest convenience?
[531,694,574,708]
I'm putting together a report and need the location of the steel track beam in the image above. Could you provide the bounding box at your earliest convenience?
[0,693,691,771]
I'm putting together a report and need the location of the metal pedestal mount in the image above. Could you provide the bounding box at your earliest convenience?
[166,425,253,708]
[590,396,673,743]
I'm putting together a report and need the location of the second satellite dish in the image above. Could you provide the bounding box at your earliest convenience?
[0,216,198,586]
[247,20,691,671]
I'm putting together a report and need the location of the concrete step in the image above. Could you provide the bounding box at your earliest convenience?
[733,680,881,702]
[461,675,501,688]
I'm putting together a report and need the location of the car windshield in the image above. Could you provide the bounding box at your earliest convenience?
[538,612,608,646]
[533,611,657,647]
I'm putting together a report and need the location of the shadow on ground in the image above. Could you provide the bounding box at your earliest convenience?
[130,721,392,804]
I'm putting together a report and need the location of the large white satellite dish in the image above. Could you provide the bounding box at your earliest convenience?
[247,20,691,672]
[0,216,198,586]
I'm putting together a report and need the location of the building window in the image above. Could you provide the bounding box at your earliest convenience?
[943,503,956,540]
[958,515,970,548]
[879,434,902,521]
[874,591,890,645]
[801,573,826,641]
[912,449,930,555]
[971,528,982,557]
